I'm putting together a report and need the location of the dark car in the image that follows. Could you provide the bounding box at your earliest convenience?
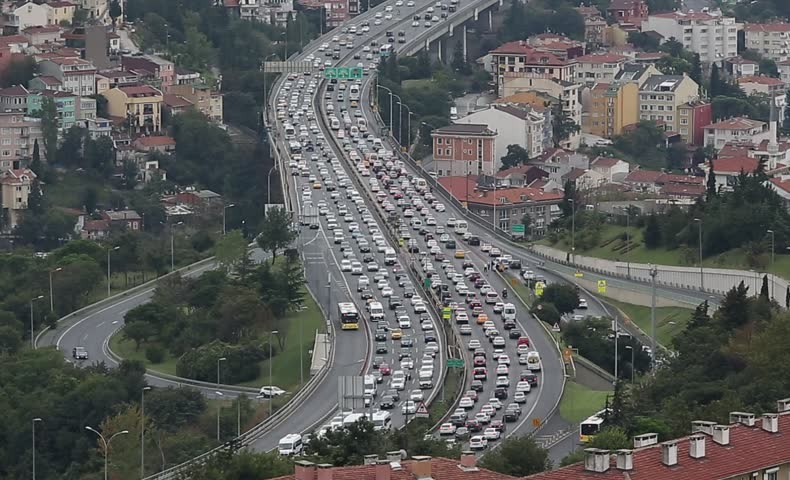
[403,287,416,298]
[72,346,89,360]
[360,289,374,300]
[386,389,400,402]
[446,240,456,249]
[468,236,481,246]
[503,409,519,422]
[373,356,384,369]
[494,387,508,399]
[470,380,484,392]
[424,333,437,343]
[520,372,538,387]
[509,259,522,270]
[389,296,402,310]
[375,329,388,341]
[376,343,388,354]
[380,395,395,409]
[465,419,483,432]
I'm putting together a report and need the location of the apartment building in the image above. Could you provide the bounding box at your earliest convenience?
[121,54,175,92]
[0,168,37,231]
[584,81,639,138]
[27,89,96,131]
[641,10,741,63]
[0,112,42,167]
[233,0,293,25]
[43,1,76,25]
[638,74,701,133]
[525,34,586,60]
[704,116,770,150]
[737,75,786,106]
[614,62,662,87]
[102,85,163,134]
[431,124,497,177]
[37,57,96,96]
[4,1,48,31]
[574,54,629,84]
[490,41,578,94]
[744,22,790,63]
[168,84,224,124]
[676,100,712,146]
[454,104,546,165]
[607,0,648,26]
[725,56,760,79]
[78,0,108,19]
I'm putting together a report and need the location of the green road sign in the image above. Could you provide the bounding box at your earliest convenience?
[511,224,525,233]
[323,67,364,80]
[447,359,464,368]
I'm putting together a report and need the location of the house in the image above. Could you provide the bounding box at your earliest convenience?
[525,34,585,60]
[530,148,590,183]
[613,62,662,87]
[565,167,606,190]
[102,85,164,134]
[100,209,142,231]
[133,136,176,154]
[624,168,664,192]
[737,76,786,107]
[28,75,62,92]
[27,89,79,130]
[107,32,120,53]
[607,0,648,26]
[676,101,713,146]
[583,81,639,139]
[495,164,549,188]
[78,217,110,240]
[84,116,111,139]
[638,75,701,134]
[439,175,563,235]
[574,54,629,84]
[725,56,759,79]
[37,57,96,96]
[42,1,76,25]
[167,84,224,123]
[173,189,222,212]
[0,110,43,165]
[705,156,760,190]
[121,54,175,91]
[583,15,607,46]
[489,41,578,94]
[591,156,629,182]
[527,403,790,480]
[641,10,741,63]
[454,103,546,165]
[495,93,554,149]
[163,94,194,116]
[174,67,201,86]
[704,117,770,150]
[4,2,49,31]
[0,168,36,231]
[77,0,108,19]
[744,22,790,63]
[95,69,141,93]
[22,25,62,44]
[431,124,498,177]
[768,176,790,209]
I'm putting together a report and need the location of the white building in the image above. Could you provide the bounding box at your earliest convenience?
[38,57,96,96]
[4,1,48,30]
[744,22,790,63]
[77,0,108,19]
[238,0,292,26]
[703,117,770,150]
[590,156,630,182]
[641,10,741,63]
[574,53,629,85]
[454,104,546,167]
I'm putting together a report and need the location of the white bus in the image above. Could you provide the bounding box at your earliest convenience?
[580,409,610,442]
[278,434,303,455]
[454,219,468,235]
[372,411,392,431]
[349,83,361,102]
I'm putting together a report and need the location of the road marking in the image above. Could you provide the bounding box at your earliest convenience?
[111,320,119,324]
[96,321,105,328]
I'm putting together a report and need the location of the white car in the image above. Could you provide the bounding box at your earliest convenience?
[516,381,532,393]
[340,259,352,271]
[468,339,481,350]
[351,262,363,275]
[498,354,511,366]
[399,317,412,329]
[578,298,588,309]
[483,427,500,441]
[514,391,527,403]
[517,344,530,355]
[407,0,415,5]
[400,358,414,369]
[410,389,424,401]
[459,397,474,409]
[495,364,509,375]
[435,203,445,212]
[488,398,503,410]
[382,286,394,297]
[439,423,456,435]
[470,435,488,450]
[402,400,416,414]
[259,386,286,397]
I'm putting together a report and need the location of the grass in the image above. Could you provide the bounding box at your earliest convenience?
[111,334,179,375]
[604,298,691,347]
[559,381,612,424]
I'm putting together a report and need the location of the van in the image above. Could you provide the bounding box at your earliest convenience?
[343,412,368,427]
[364,374,377,396]
[526,351,542,371]
[357,275,369,292]
[384,247,397,266]
[278,434,303,455]
[503,303,517,321]
[372,411,392,431]
[369,301,384,321]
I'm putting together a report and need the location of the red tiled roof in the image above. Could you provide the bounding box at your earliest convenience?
[624,169,663,183]
[118,85,163,96]
[591,156,624,168]
[0,35,29,47]
[272,458,517,480]
[575,53,629,64]
[738,75,784,86]
[660,183,705,197]
[163,94,193,108]
[718,143,752,158]
[0,168,36,184]
[712,156,760,173]
[496,164,548,178]
[565,167,587,181]
[83,219,110,232]
[0,85,29,96]
[527,412,790,480]
[491,41,538,55]
[704,117,765,131]
[135,136,176,147]
[769,177,790,193]
[35,75,61,86]
[657,173,703,185]
[22,25,62,34]
[439,176,562,205]
[744,22,790,33]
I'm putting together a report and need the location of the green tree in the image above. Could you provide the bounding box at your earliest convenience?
[123,320,156,350]
[690,53,703,85]
[30,139,43,177]
[109,0,122,26]
[82,186,98,214]
[552,106,580,147]
[499,144,530,171]
[478,435,551,476]
[57,126,85,167]
[560,179,576,218]
[84,135,116,177]
[588,426,631,450]
[215,229,249,272]
[0,56,37,88]
[540,284,580,314]
[39,96,59,163]
[257,207,297,264]
[643,214,661,249]
[760,274,769,300]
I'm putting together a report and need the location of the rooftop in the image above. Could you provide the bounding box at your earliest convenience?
[640,75,688,92]
[433,124,496,136]
[439,176,563,205]
[711,156,760,173]
[744,22,790,33]
[649,10,720,21]
[624,169,664,183]
[704,117,766,130]
[0,85,29,96]
[134,136,176,148]
[118,85,163,97]
[591,156,625,168]
[575,53,629,64]
[737,75,784,86]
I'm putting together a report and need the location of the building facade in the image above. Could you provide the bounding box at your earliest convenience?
[37,57,96,96]
[641,11,741,63]
[102,85,164,133]
[676,101,712,146]
[584,81,639,138]
[574,53,629,85]
[704,117,770,150]
[454,104,545,166]
[638,74,701,133]
[744,22,790,63]
[0,168,37,231]
[490,41,578,94]
[121,54,175,91]
[431,124,497,177]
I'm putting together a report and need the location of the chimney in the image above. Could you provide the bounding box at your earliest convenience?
[410,456,432,479]
[692,420,716,435]
[778,398,790,413]
[729,412,756,426]
[712,425,730,446]
[689,434,706,459]
[387,451,403,464]
[316,464,334,480]
[661,441,678,467]
[364,455,379,466]
[460,451,477,469]
[615,450,633,471]
[295,461,317,480]
[583,449,610,473]
[762,414,779,433]
[633,433,658,448]
[375,460,391,480]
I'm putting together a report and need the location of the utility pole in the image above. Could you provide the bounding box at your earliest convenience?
[649,264,658,371]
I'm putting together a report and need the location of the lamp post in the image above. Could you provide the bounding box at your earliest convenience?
[649,264,658,371]
[268,330,279,416]
[222,204,236,236]
[141,386,151,478]
[216,355,227,440]
[397,102,413,150]
[49,267,62,313]
[261,53,278,126]
[30,295,44,349]
[85,427,129,480]
[236,395,243,437]
[32,417,42,480]
[618,205,632,278]
[170,221,183,272]
[376,85,394,133]
[215,391,224,441]
[281,31,288,60]
[107,246,120,298]
[693,218,703,291]
[391,93,402,144]
[624,345,634,383]
[569,199,576,265]
[768,229,776,299]
[217,357,227,389]
[268,167,278,206]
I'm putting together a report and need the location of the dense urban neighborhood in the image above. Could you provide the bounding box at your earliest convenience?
[1,0,790,479]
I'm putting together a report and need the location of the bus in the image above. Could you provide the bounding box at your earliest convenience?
[349,83,361,102]
[338,302,360,330]
[454,219,468,235]
[580,409,610,442]
[379,44,393,57]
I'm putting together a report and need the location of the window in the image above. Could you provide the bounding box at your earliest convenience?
[763,467,778,480]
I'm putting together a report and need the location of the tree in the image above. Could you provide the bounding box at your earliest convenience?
[109,0,122,27]
[82,186,98,214]
[478,435,551,476]
[84,135,116,177]
[0,56,37,88]
[552,106,580,147]
[690,53,703,85]
[257,207,297,264]
[215,230,249,272]
[666,142,688,169]
[786,285,790,309]
[760,274,769,300]
[39,97,59,163]
[710,63,723,98]
[30,139,43,177]
[58,126,85,167]
[643,214,661,249]
[499,144,530,171]
[588,427,631,450]
[540,284,580,314]
[123,320,156,350]
[560,179,576,218]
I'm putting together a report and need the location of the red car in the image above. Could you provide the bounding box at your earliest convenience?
[473,356,486,367]
[380,364,392,375]
[473,367,487,380]
[517,337,530,347]
[491,419,506,432]
[465,419,483,432]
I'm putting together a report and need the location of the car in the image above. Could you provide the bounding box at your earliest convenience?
[375,329,387,341]
[410,389,424,401]
[380,395,396,409]
[498,354,511,366]
[259,386,286,397]
[459,397,474,409]
[483,427,500,441]
[521,372,539,387]
[491,419,506,432]
[465,419,482,432]
[380,364,392,375]
[439,423,456,435]
[509,329,522,339]
[578,298,588,309]
[468,339,481,350]
[459,324,472,335]
[513,391,527,403]
[496,376,510,388]
[474,412,490,425]
[518,354,529,365]
[402,400,417,415]
[391,328,403,340]
[516,381,531,393]
[496,364,509,375]
[503,408,519,422]
[376,343,389,354]
[72,346,89,359]
[470,379,484,392]
[399,317,412,329]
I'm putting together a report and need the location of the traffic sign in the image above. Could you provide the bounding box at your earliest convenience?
[510,277,519,286]
[535,281,546,296]
[552,323,561,332]
[323,66,364,80]
[511,224,525,233]
[532,418,542,427]
[597,280,607,293]
[415,401,429,418]
[447,358,464,368]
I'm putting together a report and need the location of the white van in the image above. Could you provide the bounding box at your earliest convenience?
[503,303,517,322]
[384,247,397,266]
[369,301,384,320]
[526,351,542,371]
[278,434,303,455]
[372,411,392,431]
[343,412,368,427]
[364,374,377,396]
[485,291,499,304]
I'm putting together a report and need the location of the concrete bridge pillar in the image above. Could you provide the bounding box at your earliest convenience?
[488,10,492,31]
[462,23,467,59]
[474,7,478,20]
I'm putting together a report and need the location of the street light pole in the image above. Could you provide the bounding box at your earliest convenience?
[32,418,42,480]
[30,295,44,349]
[392,93,402,144]
[768,229,775,299]
[215,391,224,441]
[625,345,634,383]
[569,199,576,265]
[170,222,183,272]
[85,427,129,480]
[268,330,279,416]
[237,395,242,437]
[376,85,394,132]
[649,264,658,371]
[107,246,120,298]
[49,267,62,313]
[623,205,631,278]
[261,53,278,127]
[141,386,151,478]
[398,103,413,149]
[223,204,236,236]
[694,218,704,291]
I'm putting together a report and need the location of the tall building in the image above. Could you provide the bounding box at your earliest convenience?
[744,22,790,63]
[676,101,712,146]
[584,81,639,139]
[431,124,497,177]
[638,74,701,133]
[489,41,578,94]
[642,11,741,63]
[454,104,546,166]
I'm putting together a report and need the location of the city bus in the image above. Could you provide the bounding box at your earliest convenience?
[454,219,468,235]
[580,409,610,442]
[338,302,360,330]
[379,44,393,58]
[349,83,361,102]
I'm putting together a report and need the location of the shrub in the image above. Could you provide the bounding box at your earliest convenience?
[146,344,166,364]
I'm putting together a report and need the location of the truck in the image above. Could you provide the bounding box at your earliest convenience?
[301,206,319,229]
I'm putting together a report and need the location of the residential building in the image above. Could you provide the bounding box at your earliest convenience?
[431,124,497,177]
[78,216,110,239]
[779,60,790,86]
[564,166,606,190]
[624,168,666,192]
[163,94,194,116]
[583,15,607,46]
[495,93,554,150]
[261,0,295,25]
[744,22,790,63]
[121,54,175,91]
[529,148,590,183]
[737,76,786,107]
[102,85,164,134]
[37,57,96,96]
[676,101,712,146]
[101,209,142,231]
[500,76,582,149]
[704,117,770,150]
[495,164,549,188]
[591,156,630,182]
[641,10,741,63]
[84,116,111,139]
[133,136,176,154]
[168,84,224,123]
[574,53,629,84]
[584,81,639,139]
[4,2,48,31]
[22,25,62,45]
[607,0,648,26]
[0,112,43,164]
[614,62,662,87]
[95,69,141,93]
[43,1,76,25]
[28,89,78,130]
[725,56,759,79]
[0,85,29,112]
[439,176,563,235]
[77,0,108,19]
[638,74,701,133]
[0,168,36,230]
[28,75,62,92]
[175,67,201,86]
[490,41,578,94]
[526,34,586,60]
[454,103,546,165]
